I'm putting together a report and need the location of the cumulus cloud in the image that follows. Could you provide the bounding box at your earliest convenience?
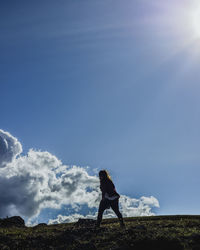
[48,195,159,224]
[0,129,159,225]
[0,150,99,219]
[0,129,22,167]
[48,213,96,224]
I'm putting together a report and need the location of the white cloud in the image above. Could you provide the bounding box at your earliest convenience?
[48,195,160,224]
[48,213,95,224]
[0,129,159,225]
[0,129,22,168]
[0,130,99,219]
[119,195,159,217]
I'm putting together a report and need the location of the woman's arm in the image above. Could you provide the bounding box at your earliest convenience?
[100,182,106,200]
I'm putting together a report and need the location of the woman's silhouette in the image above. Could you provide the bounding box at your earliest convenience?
[96,170,125,228]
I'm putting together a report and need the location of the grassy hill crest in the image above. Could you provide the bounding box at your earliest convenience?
[1,215,200,249]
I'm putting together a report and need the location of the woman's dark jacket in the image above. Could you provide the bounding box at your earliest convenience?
[100,178,120,199]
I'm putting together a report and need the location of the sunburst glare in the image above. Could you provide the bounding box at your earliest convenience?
[191,8,200,39]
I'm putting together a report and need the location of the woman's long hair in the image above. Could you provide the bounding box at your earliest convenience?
[99,170,112,182]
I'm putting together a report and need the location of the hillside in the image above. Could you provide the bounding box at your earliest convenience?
[1,215,200,249]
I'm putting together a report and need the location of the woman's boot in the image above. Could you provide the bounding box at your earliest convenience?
[119,218,125,228]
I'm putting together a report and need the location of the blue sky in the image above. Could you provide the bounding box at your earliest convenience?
[1,0,200,222]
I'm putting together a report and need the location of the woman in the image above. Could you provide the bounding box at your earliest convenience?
[96,170,125,228]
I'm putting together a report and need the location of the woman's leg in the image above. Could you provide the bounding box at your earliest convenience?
[96,199,108,227]
[110,199,125,227]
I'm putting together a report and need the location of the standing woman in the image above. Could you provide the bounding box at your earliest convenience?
[96,170,125,228]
